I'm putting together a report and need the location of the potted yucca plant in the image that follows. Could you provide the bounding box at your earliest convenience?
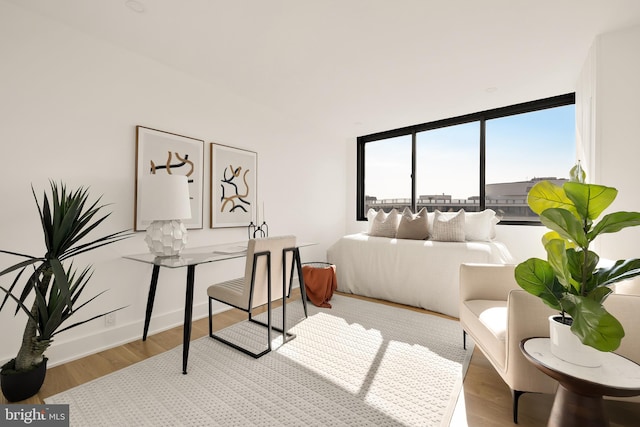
[514,164,640,366]
[0,182,129,401]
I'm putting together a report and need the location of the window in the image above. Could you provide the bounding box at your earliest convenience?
[364,135,412,212]
[357,93,575,223]
[416,122,480,213]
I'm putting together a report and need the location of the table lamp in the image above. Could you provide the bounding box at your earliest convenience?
[140,174,192,257]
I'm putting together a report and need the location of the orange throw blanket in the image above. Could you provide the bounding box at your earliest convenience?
[302,264,337,308]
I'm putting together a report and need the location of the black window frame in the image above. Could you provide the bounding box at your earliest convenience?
[356,93,576,224]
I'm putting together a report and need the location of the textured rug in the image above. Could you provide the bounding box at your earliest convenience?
[46,295,472,426]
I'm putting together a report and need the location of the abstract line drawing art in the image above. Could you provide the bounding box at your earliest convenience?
[134,126,204,231]
[210,143,257,228]
[149,151,194,180]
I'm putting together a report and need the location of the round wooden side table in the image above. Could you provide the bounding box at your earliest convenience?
[520,337,640,427]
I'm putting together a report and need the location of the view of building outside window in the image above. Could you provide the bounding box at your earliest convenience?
[362,103,575,222]
[416,122,480,212]
[364,135,412,212]
[485,104,575,221]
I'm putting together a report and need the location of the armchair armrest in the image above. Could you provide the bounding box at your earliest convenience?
[504,289,558,394]
[459,263,518,302]
[605,293,640,363]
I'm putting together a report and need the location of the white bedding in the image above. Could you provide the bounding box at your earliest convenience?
[327,233,515,318]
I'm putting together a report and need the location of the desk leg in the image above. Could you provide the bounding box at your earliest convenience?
[182,265,196,375]
[282,255,288,343]
[548,384,607,427]
[142,265,161,341]
[294,248,308,318]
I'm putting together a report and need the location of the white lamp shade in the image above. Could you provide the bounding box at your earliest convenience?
[139,174,192,221]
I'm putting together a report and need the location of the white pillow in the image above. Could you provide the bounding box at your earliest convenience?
[427,210,458,238]
[465,209,497,241]
[428,209,499,240]
[431,209,465,242]
[368,208,400,238]
[396,207,429,240]
[366,208,378,233]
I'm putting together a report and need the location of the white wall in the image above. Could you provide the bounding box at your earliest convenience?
[582,25,640,293]
[578,26,640,248]
[0,2,346,366]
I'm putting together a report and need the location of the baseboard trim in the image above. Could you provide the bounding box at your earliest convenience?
[42,301,228,368]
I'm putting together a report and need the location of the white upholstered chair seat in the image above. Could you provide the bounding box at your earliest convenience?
[208,278,245,308]
[462,300,507,370]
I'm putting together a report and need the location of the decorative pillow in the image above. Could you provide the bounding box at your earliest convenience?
[366,208,378,233]
[490,213,501,239]
[396,207,429,240]
[368,208,400,238]
[465,209,497,241]
[427,210,458,238]
[431,209,465,242]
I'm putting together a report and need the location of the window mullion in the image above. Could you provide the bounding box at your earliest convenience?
[480,118,486,211]
[411,132,417,212]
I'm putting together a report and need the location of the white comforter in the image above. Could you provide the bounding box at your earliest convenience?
[327,233,515,318]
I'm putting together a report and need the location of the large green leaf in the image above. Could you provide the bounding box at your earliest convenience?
[541,231,576,249]
[539,208,588,247]
[544,239,572,290]
[514,259,563,310]
[570,163,586,183]
[563,294,624,352]
[564,182,617,222]
[589,211,640,240]
[566,248,598,293]
[587,286,613,306]
[590,258,640,289]
[527,181,577,216]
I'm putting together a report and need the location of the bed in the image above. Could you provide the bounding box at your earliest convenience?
[326,233,515,318]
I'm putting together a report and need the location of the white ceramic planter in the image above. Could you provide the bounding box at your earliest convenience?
[549,315,602,367]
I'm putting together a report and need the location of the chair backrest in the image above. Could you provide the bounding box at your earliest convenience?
[244,235,296,309]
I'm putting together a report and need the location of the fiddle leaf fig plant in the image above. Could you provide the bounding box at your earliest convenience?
[514,164,640,352]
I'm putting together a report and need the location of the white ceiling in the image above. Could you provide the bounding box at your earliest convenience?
[8,0,640,138]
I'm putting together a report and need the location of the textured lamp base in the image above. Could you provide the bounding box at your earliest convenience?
[145,220,188,257]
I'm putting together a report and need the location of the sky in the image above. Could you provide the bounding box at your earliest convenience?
[365,104,575,200]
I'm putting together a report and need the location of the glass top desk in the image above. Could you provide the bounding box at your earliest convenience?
[124,241,312,374]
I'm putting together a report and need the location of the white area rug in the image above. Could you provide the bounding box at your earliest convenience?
[46,295,472,426]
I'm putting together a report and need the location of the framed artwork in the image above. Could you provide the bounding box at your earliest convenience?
[134,126,204,231]
[210,143,257,228]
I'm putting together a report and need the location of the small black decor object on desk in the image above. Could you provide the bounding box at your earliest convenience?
[248,221,269,238]
[248,202,268,238]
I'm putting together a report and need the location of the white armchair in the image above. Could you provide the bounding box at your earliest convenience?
[459,263,557,423]
[459,263,640,424]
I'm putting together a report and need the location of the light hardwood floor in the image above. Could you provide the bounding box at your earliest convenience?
[2,291,638,426]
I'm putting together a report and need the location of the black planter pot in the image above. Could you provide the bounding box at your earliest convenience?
[1,358,47,402]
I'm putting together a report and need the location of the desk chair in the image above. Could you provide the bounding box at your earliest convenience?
[207,235,308,358]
